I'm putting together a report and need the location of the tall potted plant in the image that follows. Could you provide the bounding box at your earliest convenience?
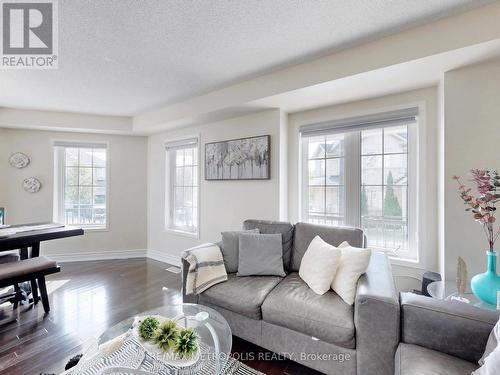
[453,169,500,305]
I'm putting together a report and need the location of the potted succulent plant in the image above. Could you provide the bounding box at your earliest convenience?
[173,328,198,359]
[453,169,500,305]
[138,316,160,341]
[152,320,180,352]
[134,316,199,367]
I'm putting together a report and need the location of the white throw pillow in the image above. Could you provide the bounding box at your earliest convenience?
[474,318,500,374]
[299,235,342,295]
[479,318,500,365]
[473,347,500,375]
[331,241,372,305]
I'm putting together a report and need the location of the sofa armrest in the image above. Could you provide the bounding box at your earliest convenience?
[400,292,499,363]
[355,252,400,375]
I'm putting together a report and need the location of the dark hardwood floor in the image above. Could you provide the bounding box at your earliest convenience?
[0,259,321,375]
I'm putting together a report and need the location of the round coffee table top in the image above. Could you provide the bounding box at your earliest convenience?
[87,303,232,374]
[427,280,497,311]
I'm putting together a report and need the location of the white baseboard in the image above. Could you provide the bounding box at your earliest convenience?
[147,249,181,266]
[45,248,181,266]
[48,249,147,263]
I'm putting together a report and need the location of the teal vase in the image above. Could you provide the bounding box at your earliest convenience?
[471,251,500,306]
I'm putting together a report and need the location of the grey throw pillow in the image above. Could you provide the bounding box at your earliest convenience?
[221,229,259,273]
[243,220,294,271]
[237,233,286,277]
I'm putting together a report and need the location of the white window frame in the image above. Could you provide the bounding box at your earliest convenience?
[53,140,110,231]
[164,136,200,238]
[299,109,419,263]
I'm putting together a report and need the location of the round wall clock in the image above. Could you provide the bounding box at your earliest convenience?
[9,152,30,169]
[23,177,41,193]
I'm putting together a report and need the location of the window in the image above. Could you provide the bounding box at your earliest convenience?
[165,137,199,236]
[301,109,417,261]
[306,134,345,226]
[361,126,409,255]
[54,142,108,229]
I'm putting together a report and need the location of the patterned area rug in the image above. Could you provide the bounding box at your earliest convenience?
[59,335,264,375]
[223,360,265,375]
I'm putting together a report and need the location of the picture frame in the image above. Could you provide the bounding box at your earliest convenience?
[205,135,270,180]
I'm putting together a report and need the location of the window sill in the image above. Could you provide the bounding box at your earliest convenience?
[164,228,199,239]
[79,226,108,232]
[388,255,425,270]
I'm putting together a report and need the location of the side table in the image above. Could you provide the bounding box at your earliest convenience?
[427,280,498,311]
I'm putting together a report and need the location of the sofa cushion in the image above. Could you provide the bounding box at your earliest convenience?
[261,273,355,348]
[243,219,294,270]
[291,222,364,272]
[199,273,282,320]
[395,343,478,375]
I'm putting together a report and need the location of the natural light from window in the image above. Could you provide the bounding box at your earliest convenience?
[165,138,199,235]
[306,134,345,226]
[360,126,409,254]
[301,110,417,261]
[54,143,107,229]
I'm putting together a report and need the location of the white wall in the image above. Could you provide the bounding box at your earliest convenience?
[442,58,500,280]
[0,129,6,214]
[279,110,288,221]
[0,128,148,257]
[147,109,283,264]
[287,87,439,291]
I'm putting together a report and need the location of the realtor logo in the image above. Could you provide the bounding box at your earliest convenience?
[1,0,58,68]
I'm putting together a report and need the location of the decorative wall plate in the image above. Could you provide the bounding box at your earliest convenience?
[9,152,30,169]
[23,177,41,193]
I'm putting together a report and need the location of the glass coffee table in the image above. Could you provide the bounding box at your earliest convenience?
[68,304,232,375]
[427,281,497,311]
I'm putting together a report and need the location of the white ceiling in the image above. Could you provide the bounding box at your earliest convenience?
[0,0,493,116]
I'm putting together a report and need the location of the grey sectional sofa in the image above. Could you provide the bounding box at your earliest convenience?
[182,220,400,375]
[397,293,499,375]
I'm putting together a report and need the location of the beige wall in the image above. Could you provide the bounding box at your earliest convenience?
[147,109,283,264]
[287,87,439,291]
[0,129,148,256]
[442,58,500,279]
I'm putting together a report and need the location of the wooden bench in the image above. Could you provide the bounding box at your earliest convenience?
[0,253,21,305]
[0,256,60,313]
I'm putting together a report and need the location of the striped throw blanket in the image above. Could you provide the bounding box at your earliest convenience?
[182,243,228,295]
